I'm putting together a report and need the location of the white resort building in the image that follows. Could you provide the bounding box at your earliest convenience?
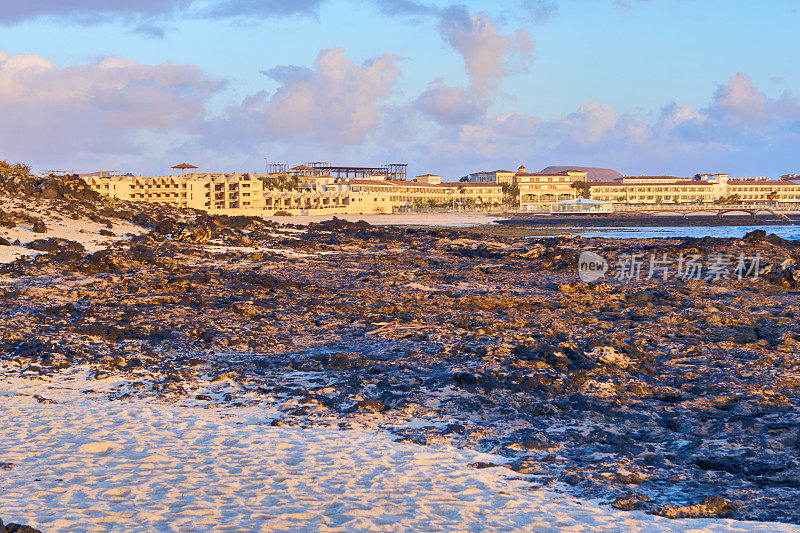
[589,173,800,205]
[81,164,504,216]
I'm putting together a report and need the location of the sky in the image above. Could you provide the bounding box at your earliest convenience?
[0,0,799,178]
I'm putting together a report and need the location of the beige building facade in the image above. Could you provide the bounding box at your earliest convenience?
[85,173,264,212]
[589,174,800,204]
[589,176,718,204]
[515,166,587,209]
[350,179,503,208]
[468,170,516,185]
[83,170,504,216]
[84,166,800,216]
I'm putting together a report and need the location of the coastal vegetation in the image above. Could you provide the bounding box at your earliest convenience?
[0,160,32,178]
[257,174,300,191]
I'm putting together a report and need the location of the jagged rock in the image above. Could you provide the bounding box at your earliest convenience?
[75,324,128,341]
[743,229,767,241]
[5,523,44,533]
[653,496,734,519]
[308,216,371,232]
[53,250,84,261]
[131,213,157,228]
[25,238,85,254]
[0,212,16,228]
[0,167,100,200]
[0,210,799,524]
[229,302,264,318]
[357,398,388,412]
[237,271,300,289]
[173,226,211,244]
[85,249,137,272]
[32,220,46,233]
[156,218,176,235]
[612,494,652,511]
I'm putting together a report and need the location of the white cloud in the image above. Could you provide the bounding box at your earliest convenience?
[410,7,535,138]
[711,72,769,123]
[437,7,534,95]
[0,50,222,168]
[658,103,707,130]
[414,80,484,124]
[523,0,559,23]
[0,0,325,26]
[212,48,402,147]
[3,42,798,180]
[402,71,800,177]
[709,72,800,125]
[555,102,618,144]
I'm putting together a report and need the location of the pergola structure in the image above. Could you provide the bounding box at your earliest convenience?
[297,163,408,181]
[44,170,76,176]
[171,163,198,176]
[80,170,123,178]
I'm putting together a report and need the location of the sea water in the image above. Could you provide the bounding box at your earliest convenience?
[567,224,800,240]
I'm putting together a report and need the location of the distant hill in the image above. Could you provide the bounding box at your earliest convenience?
[540,166,622,182]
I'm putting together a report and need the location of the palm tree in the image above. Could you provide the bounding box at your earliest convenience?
[501,183,519,208]
[571,180,589,199]
[457,185,466,211]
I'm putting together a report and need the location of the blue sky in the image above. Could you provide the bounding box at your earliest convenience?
[1,0,798,177]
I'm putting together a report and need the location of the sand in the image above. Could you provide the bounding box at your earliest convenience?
[1,366,796,532]
[0,196,148,264]
[262,212,510,227]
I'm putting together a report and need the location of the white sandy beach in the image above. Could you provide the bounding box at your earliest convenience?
[0,196,148,264]
[261,212,510,227]
[1,367,797,533]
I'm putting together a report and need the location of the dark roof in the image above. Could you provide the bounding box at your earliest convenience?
[624,175,686,180]
[348,180,393,185]
[730,179,794,185]
[590,180,713,187]
[517,171,572,177]
[540,166,622,182]
[171,163,198,169]
[348,180,501,189]
[441,182,502,188]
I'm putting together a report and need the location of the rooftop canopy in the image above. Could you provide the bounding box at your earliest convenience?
[171,162,199,176]
[554,198,611,204]
[550,197,613,214]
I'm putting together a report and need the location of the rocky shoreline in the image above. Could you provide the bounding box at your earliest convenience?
[1,174,799,526]
[501,213,800,228]
[0,518,41,533]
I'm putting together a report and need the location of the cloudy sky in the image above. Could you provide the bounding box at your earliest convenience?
[1,0,799,177]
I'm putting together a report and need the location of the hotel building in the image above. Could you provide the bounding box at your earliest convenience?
[82,165,503,216]
[589,173,800,204]
[515,166,587,209]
